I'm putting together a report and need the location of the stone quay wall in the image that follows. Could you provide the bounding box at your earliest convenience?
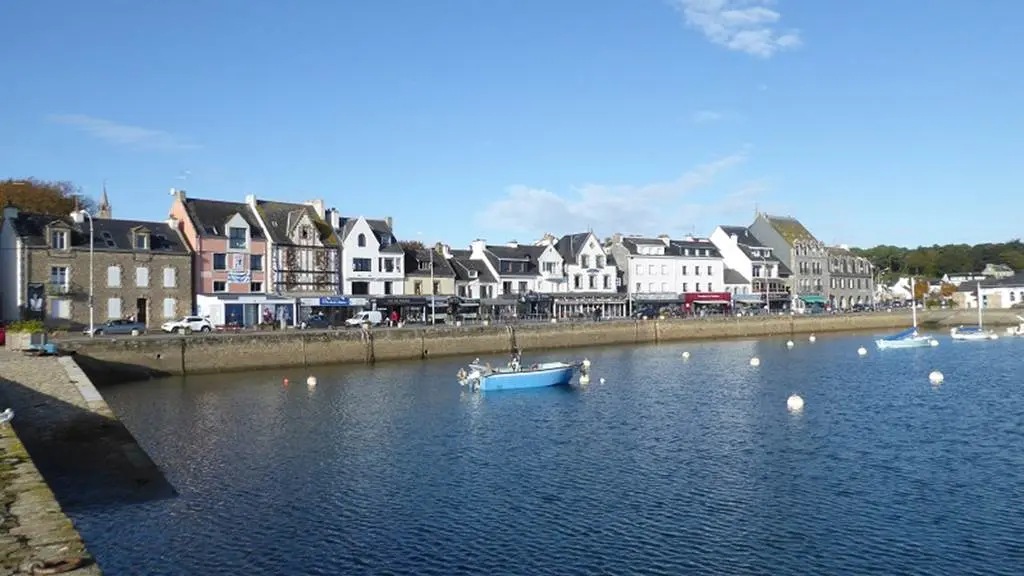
[61,309,1023,380]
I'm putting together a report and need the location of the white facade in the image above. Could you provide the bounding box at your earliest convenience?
[469,240,541,295]
[339,217,404,297]
[612,237,725,296]
[534,233,618,294]
[535,245,565,293]
[0,208,24,321]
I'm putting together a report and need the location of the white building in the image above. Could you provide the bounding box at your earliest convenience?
[534,232,626,318]
[607,234,728,313]
[329,213,405,297]
[710,225,792,310]
[957,274,1024,309]
[468,240,542,297]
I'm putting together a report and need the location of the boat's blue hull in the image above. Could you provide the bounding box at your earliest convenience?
[477,365,577,391]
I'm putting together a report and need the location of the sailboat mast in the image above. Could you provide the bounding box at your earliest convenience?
[977,281,983,327]
[911,276,918,328]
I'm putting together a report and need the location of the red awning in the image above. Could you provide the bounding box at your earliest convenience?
[683,292,732,304]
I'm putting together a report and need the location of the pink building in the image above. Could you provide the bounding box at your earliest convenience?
[169,190,294,327]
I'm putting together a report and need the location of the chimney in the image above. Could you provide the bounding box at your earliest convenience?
[440,243,453,259]
[171,188,186,203]
[166,216,179,231]
[2,204,18,221]
[506,240,519,248]
[305,199,326,219]
[470,239,487,256]
[245,194,257,207]
[384,216,393,230]
[658,234,670,246]
[612,232,622,244]
[730,233,738,244]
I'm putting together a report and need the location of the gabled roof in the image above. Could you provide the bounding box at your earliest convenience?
[723,268,750,285]
[618,237,722,258]
[255,200,337,246]
[555,232,593,262]
[404,247,455,278]
[183,198,265,239]
[336,216,404,254]
[449,251,497,283]
[7,212,189,254]
[976,272,1024,289]
[480,244,543,277]
[762,214,818,244]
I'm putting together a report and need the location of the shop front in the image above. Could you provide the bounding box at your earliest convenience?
[732,293,765,312]
[797,294,828,313]
[196,294,298,329]
[630,292,685,318]
[683,292,732,316]
[373,295,434,325]
[297,296,370,326]
[552,293,628,320]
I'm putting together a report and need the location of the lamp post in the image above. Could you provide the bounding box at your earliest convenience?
[429,243,435,326]
[70,209,94,337]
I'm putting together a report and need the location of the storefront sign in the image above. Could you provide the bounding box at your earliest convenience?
[319,296,351,306]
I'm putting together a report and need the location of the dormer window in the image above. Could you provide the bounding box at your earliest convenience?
[49,229,68,250]
[468,270,478,278]
[357,233,367,247]
[134,232,150,250]
[229,227,247,250]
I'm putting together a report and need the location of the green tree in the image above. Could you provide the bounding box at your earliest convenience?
[0,178,94,216]
[855,239,1024,280]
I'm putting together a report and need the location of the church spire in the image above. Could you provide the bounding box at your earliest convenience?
[97,181,111,219]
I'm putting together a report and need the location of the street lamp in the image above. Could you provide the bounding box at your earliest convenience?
[417,232,436,325]
[70,209,94,337]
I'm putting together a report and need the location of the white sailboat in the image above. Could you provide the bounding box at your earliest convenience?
[951,281,999,341]
[875,277,938,349]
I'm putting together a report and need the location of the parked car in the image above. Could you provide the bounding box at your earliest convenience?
[345,310,383,327]
[161,316,215,334]
[85,320,147,336]
[300,315,332,330]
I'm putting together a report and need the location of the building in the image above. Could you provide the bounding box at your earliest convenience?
[404,244,456,297]
[457,240,550,318]
[329,213,405,301]
[251,198,342,324]
[826,245,875,309]
[710,225,792,311]
[169,190,292,327]
[448,248,497,299]
[748,213,827,312]
[1,203,193,330]
[954,273,1024,309]
[982,263,1015,279]
[534,232,626,318]
[607,234,729,314]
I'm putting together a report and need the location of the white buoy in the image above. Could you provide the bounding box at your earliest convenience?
[306,376,317,387]
[682,351,690,360]
[808,334,817,343]
[786,394,804,412]
[857,347,867,357]
[749,357,760,367]
[580,374,591,385]
[929,370,944,384]
[599,378,606,384]
[582,358,591,369]
[930,339,939,347]
[786,340,794,348]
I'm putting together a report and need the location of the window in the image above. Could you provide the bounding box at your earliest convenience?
[574,275,582,289]
[49,230,67,250]
[413,281,422,295]
[502,281,512,294]
[107,266,121,288]
[300,227,309,240]
[250,282,262,292]
[352,258,372,272]
[107,297,122,319]
[383,258,395,273]
[49,299,71,319]
[134,233,149,250]
[589,275,596,289]
[661,282,668,292]
[603,276,610,289]
[384,281,393,295]
[357,233,367,247]
[163,298,176,319]
[213,253,226,270]
[634,282,641,292]
[433,281,440,295]
[695,267,701,276]
[661,265,667,275]
[696,283,701,292]
[635,264,642,275]
[213,281,227,292]
[250,255,263,271]
[229,227,247,250]
[518,281,527,293]
[136,267,149,287]
[596,256,604,268]
[707,266,712,275]
[159,267,174,288]
[681,266,688,275]
[648,283,656,292]
[351,281,369,295]
[648,265,655,275]
[682,282,688,292]
[49,266,68,290]
[543,262,558,273]
[581,255,590,268]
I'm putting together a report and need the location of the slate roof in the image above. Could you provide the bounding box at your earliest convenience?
[764,214,818,244]
[555,232,593,262]
[723,268,750,285]
[183,198,265,239]
[255,200,337,246]
[618,237,722,258]
[405,247,455,278]
[336,217,404,254]
[717,224,792,276]
[449,251,497,283]
[480,244,543,277]
[971,272,1024,290]
[7,211,189,254]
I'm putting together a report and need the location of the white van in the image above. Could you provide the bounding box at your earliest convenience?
[345,310,383,327]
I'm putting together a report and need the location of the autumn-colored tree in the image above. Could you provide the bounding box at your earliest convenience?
[913,279,930,301]
[939,282,957,298]
[399,240,425,252]
[0,178,94,216]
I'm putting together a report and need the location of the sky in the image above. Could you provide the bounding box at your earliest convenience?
[2,0,1022,249]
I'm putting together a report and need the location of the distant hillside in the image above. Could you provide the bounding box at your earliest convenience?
[852,240,1024,280]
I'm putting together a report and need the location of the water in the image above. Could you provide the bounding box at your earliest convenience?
[72,333,1024,575]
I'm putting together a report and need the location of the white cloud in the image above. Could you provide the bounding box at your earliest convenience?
[475,150,765,239]
[691,110,723,123]
[670,0,802,58]
[47,114,201,150]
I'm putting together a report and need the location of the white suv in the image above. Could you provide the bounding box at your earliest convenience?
[161,316,215,334]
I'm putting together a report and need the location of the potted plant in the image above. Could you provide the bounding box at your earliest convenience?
[3,320,46,350]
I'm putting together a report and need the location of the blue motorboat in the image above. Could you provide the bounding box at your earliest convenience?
[457,353,589,391]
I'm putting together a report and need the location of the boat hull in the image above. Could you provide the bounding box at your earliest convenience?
[951,327,998,341]
[475,363,579,391]
[875,336,936,349]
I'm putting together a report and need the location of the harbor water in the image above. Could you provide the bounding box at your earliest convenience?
[75,332,1024,575]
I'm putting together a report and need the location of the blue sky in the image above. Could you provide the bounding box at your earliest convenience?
[2,0,1022,249]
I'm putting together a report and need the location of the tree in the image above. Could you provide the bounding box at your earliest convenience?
[939,282,957,298]
[0,178,94,216]
[399,240,425,252]
[854,239,1024,280]
[913,279,930,301]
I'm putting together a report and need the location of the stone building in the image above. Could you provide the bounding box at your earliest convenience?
[748,212,828,313]
[825,245,874,309]
[0,201,193,330]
